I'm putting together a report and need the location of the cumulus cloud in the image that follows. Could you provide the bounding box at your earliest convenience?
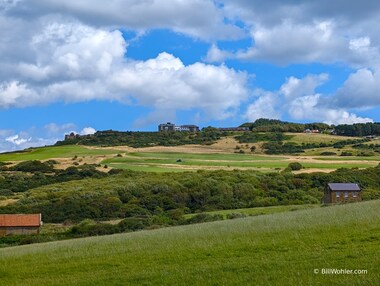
[244,74,373,125]
[245,90,280,121]
[288,94,372,125]
[0,16,249,120]
[280,74,329,99]
[0,81,39,108]
[333,68,380,108]
[217,1,380,68]
[204,44,233,63]
[80,127,96,135]
[5,134,30,146]
[4,0,244,41]
[111,53,249,119]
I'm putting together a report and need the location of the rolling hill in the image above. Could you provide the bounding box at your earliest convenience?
[1,200,379,285]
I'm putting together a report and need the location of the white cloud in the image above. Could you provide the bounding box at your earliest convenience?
[80,127,96,135]
[219,1,380,69]
[288,94,373,125]
[0,16,250,121]
[244,90,280,121]
[334,68,380,108]
[244,74,374,125]
[280,74,329,99]
[4,0,244,41]
[5,134,30,146]
[0,81,40,108]
[204,44,233,63]
[108,53,250,120]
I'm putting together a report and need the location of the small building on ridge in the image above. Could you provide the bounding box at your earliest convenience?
[0,214,42,236]
[323,183,361,204]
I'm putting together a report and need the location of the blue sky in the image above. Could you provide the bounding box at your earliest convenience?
[1,0,380,151]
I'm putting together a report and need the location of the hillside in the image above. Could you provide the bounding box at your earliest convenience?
[1,200,379,285]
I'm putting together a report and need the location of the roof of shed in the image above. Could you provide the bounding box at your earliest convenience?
[0,214,41,227]
[327,183,361,191]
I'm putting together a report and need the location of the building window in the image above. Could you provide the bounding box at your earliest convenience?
[353,192,357,198]
[344,192,349,198]
[336,192,340,198]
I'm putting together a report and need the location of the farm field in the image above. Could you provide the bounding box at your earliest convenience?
[1,200,378,285]
[285,133,361,144]
[102,152,378,172]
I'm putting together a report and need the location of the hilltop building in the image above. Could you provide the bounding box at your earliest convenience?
[0,214,42,236]
[304,129,320,133]
[158,122,199,132]
[323,183,361,204]
[64,132,80,140]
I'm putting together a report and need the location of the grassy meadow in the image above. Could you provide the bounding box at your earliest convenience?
[1,200,379,285]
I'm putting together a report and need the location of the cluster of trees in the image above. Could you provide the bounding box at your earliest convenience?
[243,119,380,138]
[334,123,380,137]
[262,138,368,155]
[56,128,225,148]
[0,161,107,194]
[241,119,330,133]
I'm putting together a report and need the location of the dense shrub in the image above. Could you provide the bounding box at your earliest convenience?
[118,218,149,231]
[288,162,303,171]
[184,213,223,224]
[226,213,247,219]
[10,160,55,173]
[320,152,337,156]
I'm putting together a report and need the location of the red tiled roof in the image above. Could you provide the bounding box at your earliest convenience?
[0,214,41,227]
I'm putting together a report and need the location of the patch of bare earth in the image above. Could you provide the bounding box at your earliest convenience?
[0,198,18,207]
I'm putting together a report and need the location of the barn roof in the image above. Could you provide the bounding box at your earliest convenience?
[327,183,361,191]
[0,214,41,227]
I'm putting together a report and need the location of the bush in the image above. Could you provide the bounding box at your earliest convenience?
[0,189,13,196]
[10,160,54,173]
[288,162,303,171]
[70,220,119,236]
[184,213,223,224]
[320,152,337,156]
[226,213,247,219]
[118,218,149,232]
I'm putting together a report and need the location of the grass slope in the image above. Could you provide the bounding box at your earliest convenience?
[0,145,123,161]
[1,200,379,285]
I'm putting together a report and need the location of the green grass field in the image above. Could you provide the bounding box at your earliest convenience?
[0,145,123,161]
[1,200,379,285]
[103,152,378,172]
[286,133,360,144]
